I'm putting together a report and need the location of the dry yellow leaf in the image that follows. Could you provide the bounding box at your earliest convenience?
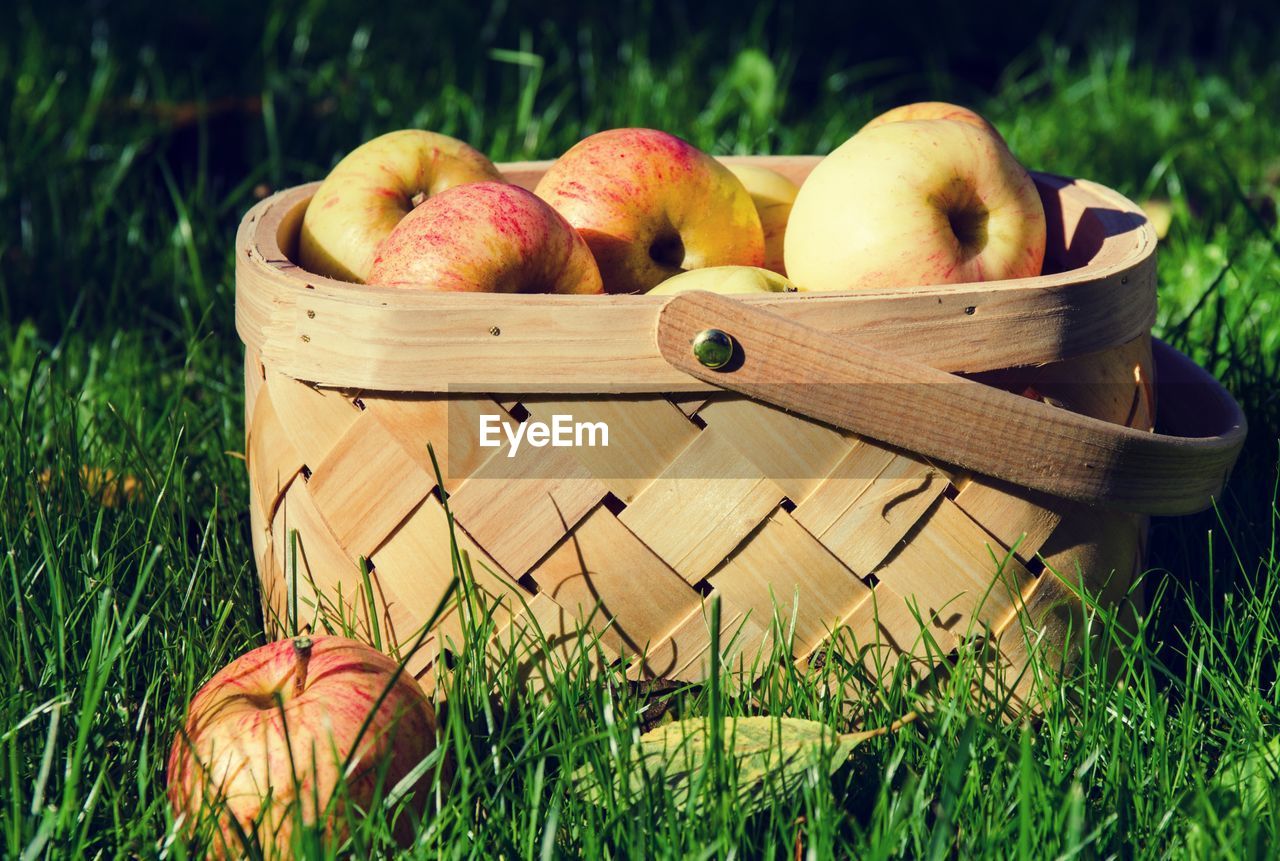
[38,467,142,507]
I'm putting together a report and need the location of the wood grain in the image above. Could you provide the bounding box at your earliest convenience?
[448,441,608,577]
[656,292,1244,515]
[525,505,703,665]
[705,507,870,658]
[793,448,947,575]
[305,411,436,558]
[697,397,854,503]
[873,496,1036,636]
[618,430,786,583]
[520,395,700,503]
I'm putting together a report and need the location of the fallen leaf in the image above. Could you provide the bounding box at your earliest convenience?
[38,467,142,508]
[1212,733,1280,813]
[1138,198,1174,240]
[1184,733,1280,853]
[574,712,916,815]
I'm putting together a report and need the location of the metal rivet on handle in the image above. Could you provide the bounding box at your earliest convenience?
[692,328,734,370]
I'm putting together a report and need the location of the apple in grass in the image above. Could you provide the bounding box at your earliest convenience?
[785,120,1046,292]
[366,182,603,294]
[534,128,765,294]
[298,130,504,283]
[167,636,441,858]
[725,164,798,276]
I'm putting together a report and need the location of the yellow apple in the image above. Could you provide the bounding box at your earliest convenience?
[784,120,1046,292]
[647,265,800,295]
[366,181,603,294]
[726,164,798,276]
[534,128,764,294]
[298,130,503,283]
[859,101,1002,142]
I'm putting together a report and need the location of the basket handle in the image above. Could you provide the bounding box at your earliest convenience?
[656,291,1246,515]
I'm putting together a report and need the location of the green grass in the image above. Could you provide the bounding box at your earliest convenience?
[2,1,1279,857]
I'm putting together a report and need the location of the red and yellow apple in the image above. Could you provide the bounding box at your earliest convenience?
[298,130,503,283]
[366,181,603,293]
[167,636,440,858]
[859,101,1002,141]
[534,128,764,294]
[647,265,800,295]
[784,120,1046,292]
[726,164,798,276]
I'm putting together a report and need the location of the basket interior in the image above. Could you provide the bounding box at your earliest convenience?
[271,156,1144,281]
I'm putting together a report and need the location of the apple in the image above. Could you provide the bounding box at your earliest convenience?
[534,128,764,294]
[366,181,603,294]
[859,101,1002,141]
[726,164,798,276]
[784,120,1046,292]
[647,265,800,295]
[167,635,440,857]
[298,130,503,283]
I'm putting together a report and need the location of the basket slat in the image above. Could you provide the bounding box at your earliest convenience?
[449,443,608,578]
[491,592,621,691]
[370,495,521,629]
[359,395,514,483]
[875,496,1036,637]
[633,597,773,684]
[705,507,871,657]
[522,396,700,504]
[836,582,957,682]
[263,372,360,467]
[986,504,1144,709]
[794,448,947,575]
[526,505,703,664]
[269,481,360,625]
[617,430,786,584]
[306,411,436,558]
[244,347,265,439]
[697,397,855,502]
[953,478,1063,563]
[247,386,304,523]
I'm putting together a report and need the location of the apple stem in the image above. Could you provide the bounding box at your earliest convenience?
[409,191,428,209]
[292,634,313,697]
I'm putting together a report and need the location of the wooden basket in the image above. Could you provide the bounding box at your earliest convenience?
[236,156,1245,709]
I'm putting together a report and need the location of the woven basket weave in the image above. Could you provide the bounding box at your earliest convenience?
[236,156,1245,709]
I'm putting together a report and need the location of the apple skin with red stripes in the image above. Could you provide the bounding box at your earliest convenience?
[535,128,765,294]
[367,182,603,294]
[298,129,503,283]
[167,635,440,858]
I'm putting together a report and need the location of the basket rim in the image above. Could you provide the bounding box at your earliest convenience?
[235,155,1158,393]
